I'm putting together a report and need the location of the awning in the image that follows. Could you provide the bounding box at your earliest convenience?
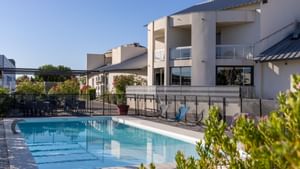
[97,52,147,73]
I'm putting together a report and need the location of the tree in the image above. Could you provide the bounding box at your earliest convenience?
[36,64,72,82]
[175,74,300,169]
[48,78,80,95]
[16,79,45,95]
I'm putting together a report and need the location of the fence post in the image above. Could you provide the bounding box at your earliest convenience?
[165,95,168,119]
[144,95,147,116]
[223,97,226,122]
[102,94,105,115]
[259,98,262,117]
[208,96,211,109]
[195,96,198,121]
[174,95,177,118]
[184,96,187,123]
[134,94,137,115]
[240,97,243,113]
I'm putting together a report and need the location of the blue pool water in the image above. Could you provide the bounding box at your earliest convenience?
[17,117,197,169]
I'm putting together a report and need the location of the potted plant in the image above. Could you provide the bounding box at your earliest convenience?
[113,75,135,115]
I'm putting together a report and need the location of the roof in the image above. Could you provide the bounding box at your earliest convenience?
[173,0,260,15]
[255,31,300,62]
[96,52,147,73]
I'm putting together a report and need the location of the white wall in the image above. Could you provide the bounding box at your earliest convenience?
[259,0,300,52]
[87,54,105,70]
[220,15,260,44]
[108,72,147,93]
[168,27,191,48]
[112,46,146,64]
[261,60,300,99]
[191,12,216,86]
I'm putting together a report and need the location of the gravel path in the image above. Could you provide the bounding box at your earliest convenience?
[0,120,9,169]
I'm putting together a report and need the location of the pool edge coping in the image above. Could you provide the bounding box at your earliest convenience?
[3,119,38,169]
[112,116,204,145]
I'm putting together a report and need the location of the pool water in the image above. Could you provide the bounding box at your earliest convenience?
[17,117,197,169]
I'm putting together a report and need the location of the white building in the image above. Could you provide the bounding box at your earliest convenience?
[87,43,147,96]
[146,0,300,99]
[0,55,16,91]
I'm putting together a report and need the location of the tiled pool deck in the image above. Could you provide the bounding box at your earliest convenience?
[1,116,204,169]
[0,121,9,169]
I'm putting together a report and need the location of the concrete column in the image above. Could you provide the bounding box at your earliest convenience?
[191,12,216,86]
[164,17,170,86]
[147,22,154,86]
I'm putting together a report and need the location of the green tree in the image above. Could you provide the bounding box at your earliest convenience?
[36,64,72,82]
[175,74,300,169]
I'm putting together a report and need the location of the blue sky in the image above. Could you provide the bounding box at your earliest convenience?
[0,0,202,69]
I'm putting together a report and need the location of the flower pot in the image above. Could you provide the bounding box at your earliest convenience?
[117,105,129,115]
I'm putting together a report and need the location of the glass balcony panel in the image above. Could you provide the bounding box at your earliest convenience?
[216,45,254,60]
[170,46,191,60]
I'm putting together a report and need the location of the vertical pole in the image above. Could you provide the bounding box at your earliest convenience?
[259,98,262,117]
[153,94,155,114]
[134,94,137,115]
[184,96,187,123]
[223,97,226,122]
[208,96,211,109]
[144,95,146,116]
[240,97,243,113]
[102,94,105,116]
[174,95,177,118]
[165,95,168,119]
[195,96,198,121]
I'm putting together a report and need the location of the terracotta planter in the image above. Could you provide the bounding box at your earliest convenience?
[117,105,129,115]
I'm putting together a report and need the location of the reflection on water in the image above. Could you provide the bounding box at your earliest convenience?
[18,118,197,169]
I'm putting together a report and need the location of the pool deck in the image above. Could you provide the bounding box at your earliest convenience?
[0,120,9,169]
[2,116,205,169]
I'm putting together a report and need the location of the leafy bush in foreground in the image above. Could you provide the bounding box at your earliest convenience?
[175,74,300,169]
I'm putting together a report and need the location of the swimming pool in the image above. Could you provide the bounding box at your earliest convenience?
[17,117,197,169]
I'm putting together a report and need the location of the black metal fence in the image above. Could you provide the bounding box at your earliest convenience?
[0,94,93,117]
[0,93,277,126]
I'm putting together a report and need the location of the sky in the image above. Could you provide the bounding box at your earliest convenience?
[0,0,203,70]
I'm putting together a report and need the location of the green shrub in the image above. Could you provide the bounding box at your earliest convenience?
[0,87,11,117]
[174,74,300,169]
[48,78,80,95]
[88,88,96,100]
[16,80,45,95]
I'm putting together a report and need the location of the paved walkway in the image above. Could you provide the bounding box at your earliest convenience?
[0,120,9,169]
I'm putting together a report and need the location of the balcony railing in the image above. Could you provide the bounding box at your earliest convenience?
[154,49,165,61]
[216,45,254,60]
[170,46,191,60]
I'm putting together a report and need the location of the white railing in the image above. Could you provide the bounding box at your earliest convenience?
[170,46,192,60]
[216,45,254,60]
[154,49,165,61]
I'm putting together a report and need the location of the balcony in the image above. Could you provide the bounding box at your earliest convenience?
[154,49,165,61]
[170,46,191,60]
[216,45,254,60]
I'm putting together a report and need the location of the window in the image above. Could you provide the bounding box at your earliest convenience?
[216,66,253,86]
[170,67,191,86]
[154,68,164,86]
